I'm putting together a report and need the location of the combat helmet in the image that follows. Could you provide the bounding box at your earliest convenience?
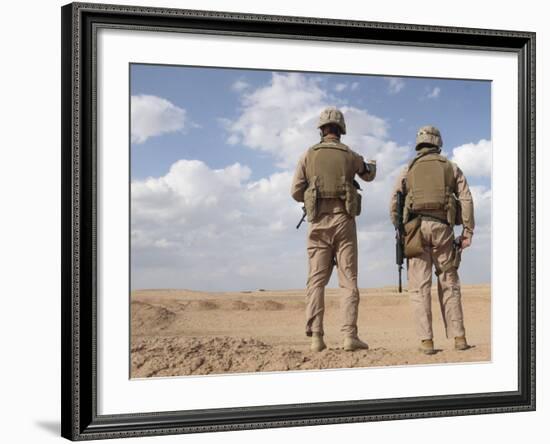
[318,107,346,135]
[415,125,443,150]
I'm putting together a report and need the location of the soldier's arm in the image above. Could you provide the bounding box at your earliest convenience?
[453,164,475,241]
[290,153,308,202]
[353,151,376,182]
[389,167,407,227]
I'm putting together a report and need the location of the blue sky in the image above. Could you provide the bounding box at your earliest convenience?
[130,64,492,291]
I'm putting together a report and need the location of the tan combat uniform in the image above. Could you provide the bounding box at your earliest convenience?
[389,147,475,341]
[291,134,376,338]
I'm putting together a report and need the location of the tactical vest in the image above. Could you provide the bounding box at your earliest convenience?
[405,152,456,224]
[303,140,360,221]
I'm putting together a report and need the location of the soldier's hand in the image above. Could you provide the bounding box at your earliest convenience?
[461,237,472,249]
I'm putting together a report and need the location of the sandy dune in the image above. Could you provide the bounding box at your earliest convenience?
[131,285,491,378]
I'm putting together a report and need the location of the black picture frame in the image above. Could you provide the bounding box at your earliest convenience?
[61,2,536,440]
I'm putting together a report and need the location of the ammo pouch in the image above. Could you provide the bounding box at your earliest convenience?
[403,217,424,258]
[304,179,318,222]
[344,180,361,217]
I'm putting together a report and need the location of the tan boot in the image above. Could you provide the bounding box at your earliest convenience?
[343,336,369,351]
[455,336,469,351]
[310,333,327,352]
[420,339,436,355]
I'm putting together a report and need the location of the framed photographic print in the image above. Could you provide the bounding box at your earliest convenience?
[61,2,536,440]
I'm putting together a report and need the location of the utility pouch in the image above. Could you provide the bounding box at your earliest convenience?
[403,217,424,258]
[344,180,361,217]
[304,179,318,222]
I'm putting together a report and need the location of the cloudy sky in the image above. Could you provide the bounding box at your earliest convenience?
[130,64,492,291]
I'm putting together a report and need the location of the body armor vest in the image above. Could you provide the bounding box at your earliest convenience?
[305,141,354,197]
[303,140,360,221]
[405,152,456,223]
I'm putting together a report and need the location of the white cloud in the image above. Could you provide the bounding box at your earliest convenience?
[132,160,251,223]
[469,185,492,229]
[131,159,307,290]
[455,184,491,283]
[350,82,360,91]
[387,78,405,95]
[131,95,188,144]
[222,73,327,168]
[224,72,401,169]
[426,86,441,99]
[334,83,348,92]
[451,139,492,178]
[231,79,250,92]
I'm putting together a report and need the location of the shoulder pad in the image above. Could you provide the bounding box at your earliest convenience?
[415,152,447,163]
[312,141,349,151]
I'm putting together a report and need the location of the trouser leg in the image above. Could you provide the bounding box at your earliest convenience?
[436,269,466,338]
[436,279,448,336]
[431,224,466,339]
[305,225,333,337]
[407,251,434,340]
[334,216,359,337]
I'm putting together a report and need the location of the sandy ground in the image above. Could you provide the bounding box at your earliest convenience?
[130,284,491,378]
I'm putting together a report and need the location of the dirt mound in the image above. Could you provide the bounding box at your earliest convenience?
[254,300,284,311]
[131,334,491,378]
[230,300,250,311]
[131,301,176,335]
[190,300,219,311]
[131,336,271,377]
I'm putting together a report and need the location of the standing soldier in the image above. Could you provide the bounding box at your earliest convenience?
[291,107,376,352]
[390,125,475,355]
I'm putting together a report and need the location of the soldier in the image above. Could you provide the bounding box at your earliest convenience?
[390,125,475,355]
[291,107,377,352]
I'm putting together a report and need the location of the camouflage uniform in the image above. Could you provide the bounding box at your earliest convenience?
[291,108,376,349]
[389,126,475,351]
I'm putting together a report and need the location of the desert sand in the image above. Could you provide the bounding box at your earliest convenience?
[131,284,491,378]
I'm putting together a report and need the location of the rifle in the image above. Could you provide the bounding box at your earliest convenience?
[296,206,307,229]
[395,190,405,293]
